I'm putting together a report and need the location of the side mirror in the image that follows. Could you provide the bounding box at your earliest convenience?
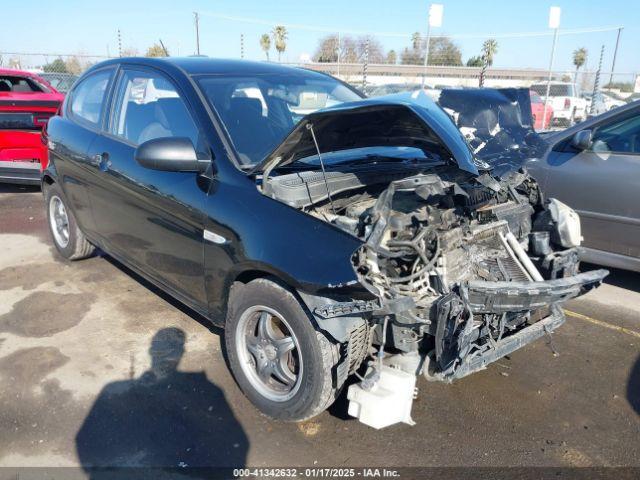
[134,137,208,173]
[570,129,592,151]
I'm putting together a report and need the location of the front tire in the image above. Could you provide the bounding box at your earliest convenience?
[225,279,344,421]
[44,183,94,260]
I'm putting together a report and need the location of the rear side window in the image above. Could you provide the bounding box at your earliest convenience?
[110,68,202,150]
[69,69,112,127]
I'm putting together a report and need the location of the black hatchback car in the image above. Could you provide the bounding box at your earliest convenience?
[43,58,606,425]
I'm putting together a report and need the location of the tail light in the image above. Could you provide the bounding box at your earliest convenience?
[564,98,571,109]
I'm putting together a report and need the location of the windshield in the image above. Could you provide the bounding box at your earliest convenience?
[197,73,361,166]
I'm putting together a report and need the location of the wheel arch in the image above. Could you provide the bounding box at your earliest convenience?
[41,173,55,187]
[208,266,296,326]
[220,266,368,345]
[41,161,58,189]
[223,266,306,319]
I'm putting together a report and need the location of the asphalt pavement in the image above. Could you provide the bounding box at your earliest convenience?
[0,183,638,470]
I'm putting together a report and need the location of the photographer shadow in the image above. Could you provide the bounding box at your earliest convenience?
[76,327,248,472]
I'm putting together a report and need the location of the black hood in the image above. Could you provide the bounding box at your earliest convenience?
[252,91,483,176]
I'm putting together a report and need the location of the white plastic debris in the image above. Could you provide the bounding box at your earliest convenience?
[347,365,417,429]
[548,198,583,248]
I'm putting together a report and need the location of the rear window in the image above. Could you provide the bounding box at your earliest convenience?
[0,75,45,93]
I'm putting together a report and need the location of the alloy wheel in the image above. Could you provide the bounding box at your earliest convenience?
[49,195,70,248]
[236,305,303,402]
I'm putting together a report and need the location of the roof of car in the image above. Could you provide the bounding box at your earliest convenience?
[0,68,42,78]
[92,57,322,77]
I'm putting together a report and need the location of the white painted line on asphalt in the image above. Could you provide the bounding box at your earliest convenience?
[564,309,640,339]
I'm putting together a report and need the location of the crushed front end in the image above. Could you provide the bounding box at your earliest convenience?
[255,90,608,428]
[349,169,606,383]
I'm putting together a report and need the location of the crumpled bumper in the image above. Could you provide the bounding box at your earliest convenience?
[460,269,608,314]
[440,269,609,381]
[448,305,565,380]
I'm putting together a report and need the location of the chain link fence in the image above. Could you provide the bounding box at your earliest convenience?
[0,52,114,92]
[1,23,638,130]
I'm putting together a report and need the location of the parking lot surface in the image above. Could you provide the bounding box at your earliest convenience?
[0,183,639,468]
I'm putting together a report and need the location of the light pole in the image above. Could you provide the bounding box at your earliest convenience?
[363,37,370,94]
[591,45,605,116]
[541,6,561,129]
[421,3,443,88]
[193,12,201,55]
[337,31,341,77]
[609,27,623,85]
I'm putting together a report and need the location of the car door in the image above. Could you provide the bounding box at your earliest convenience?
[49,67,116,237]
[86,66,212,308]
[542,109,640,258]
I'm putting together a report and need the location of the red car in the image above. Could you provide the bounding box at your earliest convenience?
[0,68,64,185]
[529,90,554,131]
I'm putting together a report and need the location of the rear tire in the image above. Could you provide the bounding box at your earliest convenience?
[44,182,94,260]
[225,278,344,421]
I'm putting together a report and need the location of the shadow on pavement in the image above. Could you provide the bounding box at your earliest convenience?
[0,183,40,194]
[101,254,222,334]
[582,262,640,293]
[75,327,248,471]
[628,354,640,417]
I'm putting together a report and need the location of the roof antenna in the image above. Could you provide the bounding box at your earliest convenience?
[306,123,336,214]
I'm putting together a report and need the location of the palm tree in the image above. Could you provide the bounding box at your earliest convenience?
[272,26,288,62]
[573,47,588,83]
[478,39,498,87]
[260,34,271,61]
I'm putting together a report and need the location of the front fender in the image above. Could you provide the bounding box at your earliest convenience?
[204,179,368,325]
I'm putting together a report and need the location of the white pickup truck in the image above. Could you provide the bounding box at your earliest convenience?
[530,81,588,126]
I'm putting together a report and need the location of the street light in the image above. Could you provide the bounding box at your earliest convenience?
[421,3,443,88]
[541,6,561,129]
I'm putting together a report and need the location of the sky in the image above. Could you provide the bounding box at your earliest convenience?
[1,0,638,77]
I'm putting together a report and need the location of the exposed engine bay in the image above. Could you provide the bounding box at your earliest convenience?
[256,88,608,428]
[268,164,603,376]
